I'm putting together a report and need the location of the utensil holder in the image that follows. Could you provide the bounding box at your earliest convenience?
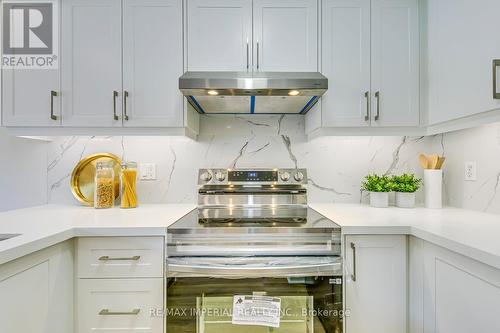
[424,169,442,209]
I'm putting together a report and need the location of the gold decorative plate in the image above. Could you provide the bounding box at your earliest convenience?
[70,153,121,206]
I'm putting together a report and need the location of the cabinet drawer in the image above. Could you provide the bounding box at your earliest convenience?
[77,278,163,333]
[77,237,164,278]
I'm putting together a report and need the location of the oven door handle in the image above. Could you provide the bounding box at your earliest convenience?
[167,261,342,278]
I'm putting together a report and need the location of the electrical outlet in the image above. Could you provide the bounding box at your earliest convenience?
[464,161,477,181]
[139,163,156,180]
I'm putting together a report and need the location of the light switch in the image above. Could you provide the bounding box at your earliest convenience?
[140,163,156,180]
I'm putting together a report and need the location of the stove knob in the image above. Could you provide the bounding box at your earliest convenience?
[280,171,291,181]
[294,171,304,182]
[200,171,212,182]
[215,171,226,182]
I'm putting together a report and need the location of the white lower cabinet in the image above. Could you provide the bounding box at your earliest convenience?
[345,235,407,333]
[421,240,500,333]
[76,236,165,333]
[77,278,163,333]
[0,241,74,333]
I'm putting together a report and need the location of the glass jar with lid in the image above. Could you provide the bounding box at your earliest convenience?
[120,161,138,208]
[94,161,115,209]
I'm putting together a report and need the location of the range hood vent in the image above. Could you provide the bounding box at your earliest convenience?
[179,71,328,115]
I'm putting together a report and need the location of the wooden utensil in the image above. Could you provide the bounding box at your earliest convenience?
[436,156,446,169]
[419,154,429,169]
[427,154,439,169]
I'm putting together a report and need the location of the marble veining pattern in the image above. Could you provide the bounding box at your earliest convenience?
[428,122,500,214]
[46,115,433,206]
[45,116,500,214]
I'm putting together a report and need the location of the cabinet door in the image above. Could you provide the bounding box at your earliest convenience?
[187,0,252,71]
[2,71,60,127]
[427,0,500,125]
[345,235,407,333]
[0,241,73,333]
[61,0,122,127]
[2,0,60,127]
[371,0,419,126]
[253,0,318,71]
[123,0,183,127]
[321,0,371,127]
[422,241,500,333]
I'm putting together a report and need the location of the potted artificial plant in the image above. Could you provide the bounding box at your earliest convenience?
[392,174,422,208]
[361,174,393,208]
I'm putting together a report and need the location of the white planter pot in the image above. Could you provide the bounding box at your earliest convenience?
[424,169,443,209]
[395,192,416,208]
[369,192,389,208]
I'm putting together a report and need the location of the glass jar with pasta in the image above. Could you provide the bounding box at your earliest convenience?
[94,161,115,209]
[120,161,138,208]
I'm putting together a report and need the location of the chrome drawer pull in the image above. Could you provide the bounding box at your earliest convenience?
[113,90,119,120]
[364,91,370,121]
[123,90,129,121]
[256,40,260,70]
[99,308,140,316]
[98,255,141,261]
[374,91,380,121]
[50,90,58,120]
[350,242,357,282]
[493,60,500,99]
[246,38,250,71]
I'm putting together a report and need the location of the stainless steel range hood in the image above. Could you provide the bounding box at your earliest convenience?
[179,71,328,114]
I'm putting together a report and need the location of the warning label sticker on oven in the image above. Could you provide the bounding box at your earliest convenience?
[232,295,281,328]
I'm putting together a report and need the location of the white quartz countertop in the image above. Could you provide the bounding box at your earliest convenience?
[1,203,500,271]
[0,204,196,265]
[310,203,500,270]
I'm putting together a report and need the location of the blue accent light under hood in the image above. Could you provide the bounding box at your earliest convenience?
[180,71,327,115]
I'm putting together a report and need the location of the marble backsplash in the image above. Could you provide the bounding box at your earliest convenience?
[428,122,500,214]
[46,115,500,214]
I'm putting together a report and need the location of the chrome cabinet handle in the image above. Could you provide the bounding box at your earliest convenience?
[493,60,500,99]
[246,38,249,71]
[374,91,380,121]
[256,40,260,70]
[98,255,141,261]
[364,91,370,121]
[50,90,58,120]
[113,91,119,120]
[350,242,356,282]
[99,308,140,316]
[123,91,129,121]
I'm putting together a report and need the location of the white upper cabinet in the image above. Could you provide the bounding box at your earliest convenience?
[2,0,60,127]
[321,0,371,127]
[2,69,60,127]
[371,0,419,126]
[345,235,407,333]
[186,0,317,72]
[187,0,253,71]
[61,0,123,127]
[317,0,419,131]
[122,0,183,127]
[426,0,500,125]
[253,0,318,72]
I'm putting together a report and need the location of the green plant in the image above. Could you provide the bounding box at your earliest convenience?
[361,174,393,193]
[391,174,422,193]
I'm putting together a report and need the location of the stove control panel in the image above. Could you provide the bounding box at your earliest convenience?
[198,168,307,185]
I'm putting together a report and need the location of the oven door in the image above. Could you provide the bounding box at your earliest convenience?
[166,256,343,333]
